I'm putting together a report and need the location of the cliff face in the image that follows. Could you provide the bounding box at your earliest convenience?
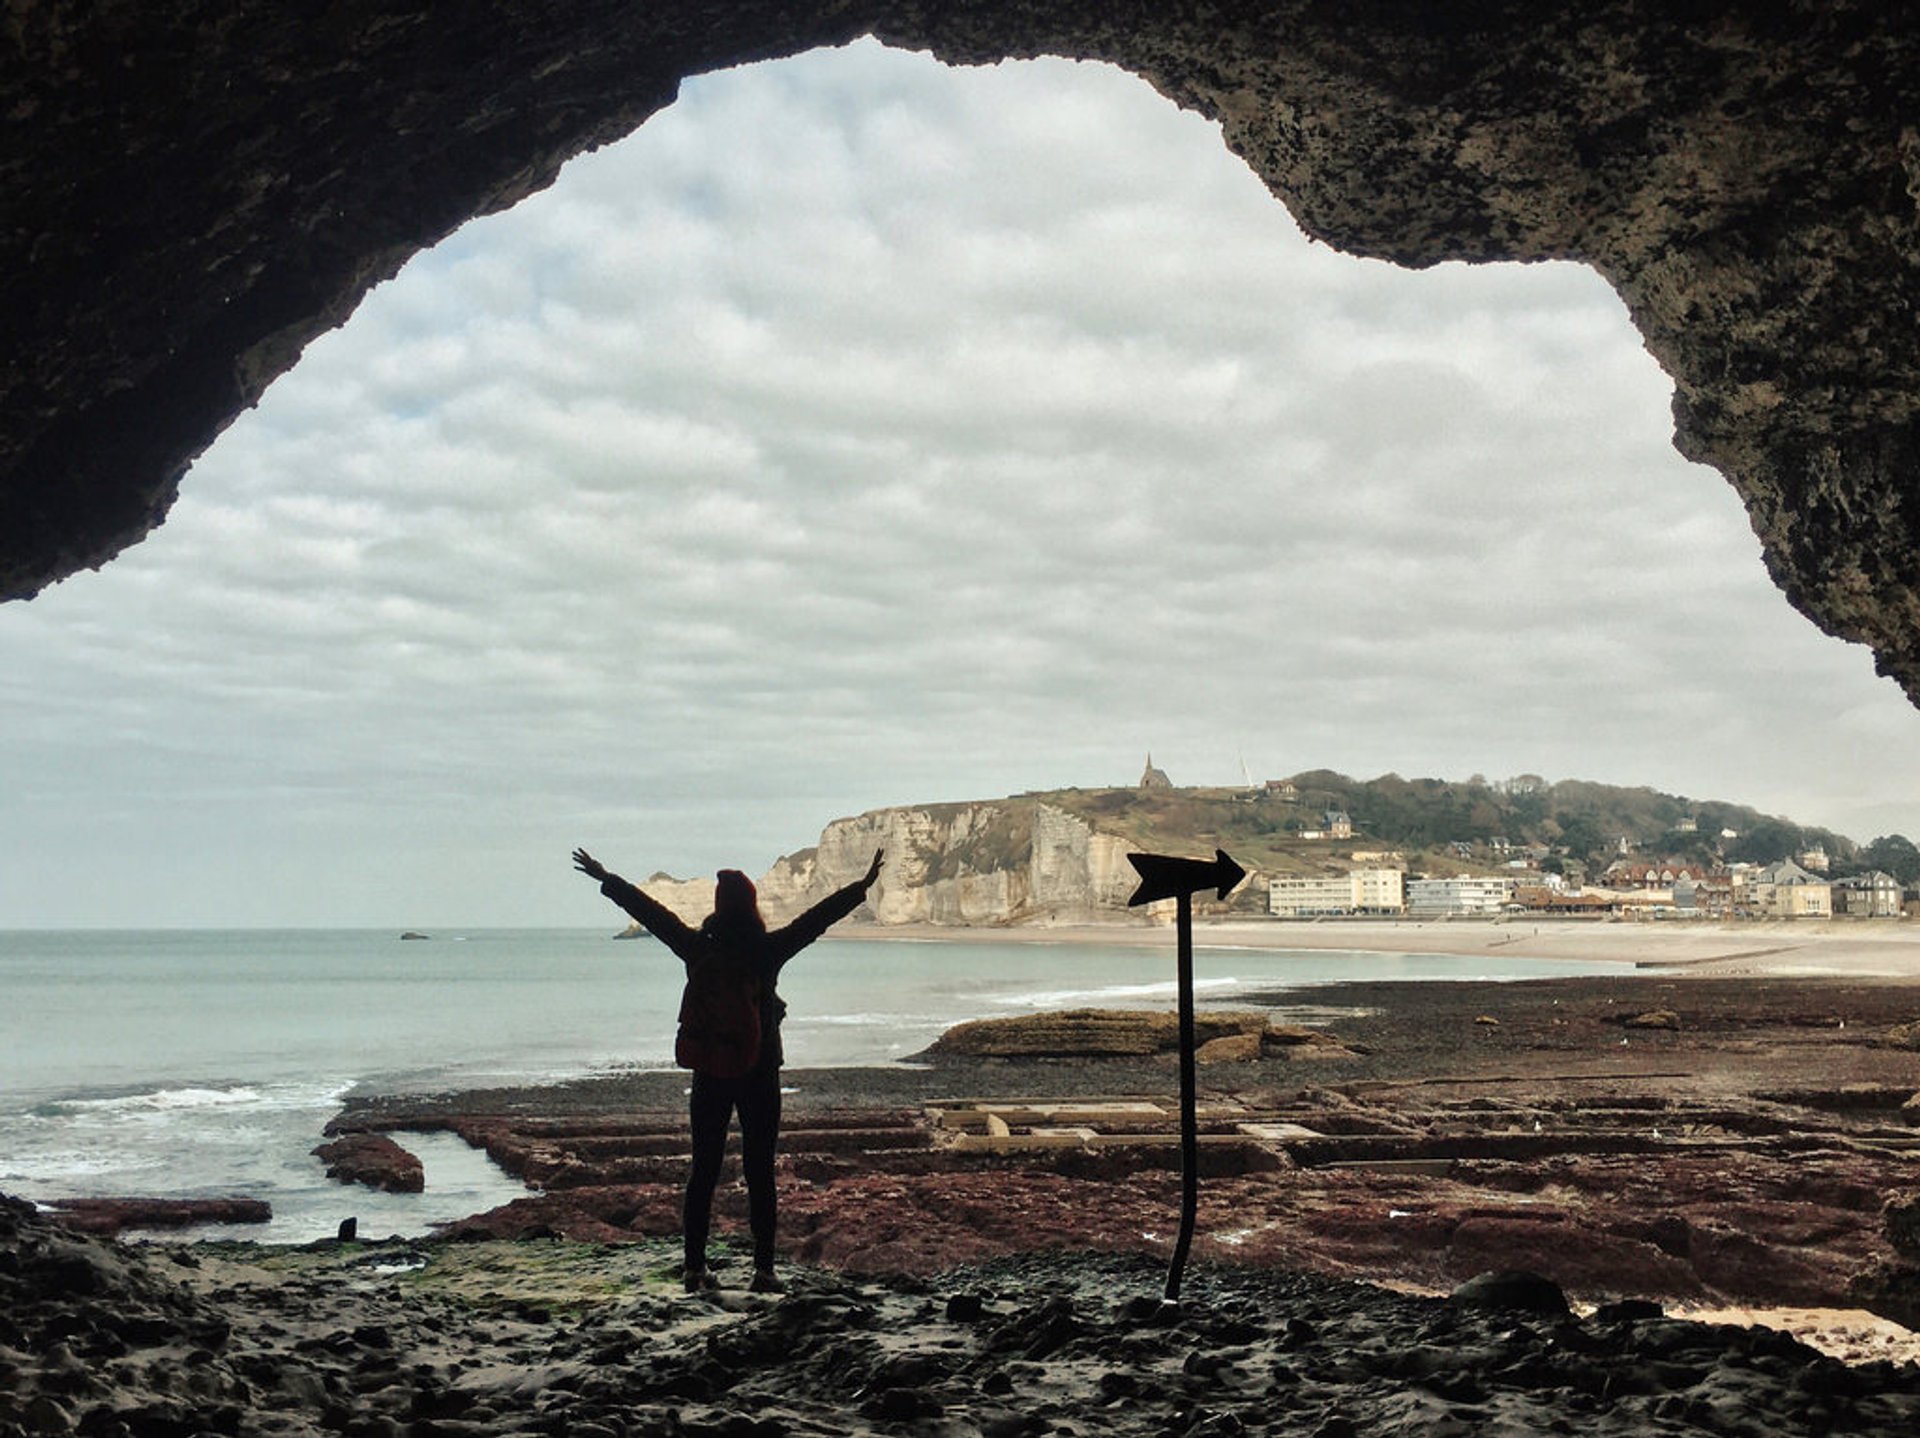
[765,800,1148,927]
[1028,803,1144,918]
[632,801,1160,929]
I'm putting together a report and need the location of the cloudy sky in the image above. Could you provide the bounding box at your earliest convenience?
[5,40,1919,928]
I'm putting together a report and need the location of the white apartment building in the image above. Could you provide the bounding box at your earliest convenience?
[1353,868,1406,913]
[1406,876,1514,917]
[1269,868,1406,917]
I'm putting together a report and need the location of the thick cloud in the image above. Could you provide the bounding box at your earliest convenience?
[3,41,1917,926]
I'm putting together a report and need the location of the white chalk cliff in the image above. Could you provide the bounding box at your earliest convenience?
[633,801,1161,929]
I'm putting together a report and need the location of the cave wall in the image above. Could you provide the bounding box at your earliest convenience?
[6,2,1920,698]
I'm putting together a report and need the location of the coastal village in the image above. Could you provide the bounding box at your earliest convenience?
[1269,854,1909,922]
[1126,759,1917,924]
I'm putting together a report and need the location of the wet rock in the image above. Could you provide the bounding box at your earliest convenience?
[21,1394,76,1434]
[924,1009,1358,1061]
[1447,1270,1570,1317]
[1887,1191,1920,1260]
[312,1134,426,1194]
[1626,1010,1682,1030]
[930,1009,1258,1058]
[1851,1188,1920,1331]
[1880,1022,1920,1051]
[985,1297,1085,1361]
[43,1199,271,1238]
[1197,1033,1262,1064]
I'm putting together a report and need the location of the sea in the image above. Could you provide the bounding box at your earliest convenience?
[0,928,1624,1243]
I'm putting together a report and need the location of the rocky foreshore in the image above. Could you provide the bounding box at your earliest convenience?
[6,1191,1920,1438]
[14,969,1920,1435]
[323,977,1920,1330]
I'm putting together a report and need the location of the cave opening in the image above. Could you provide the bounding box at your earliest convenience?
[3,40,1919,926]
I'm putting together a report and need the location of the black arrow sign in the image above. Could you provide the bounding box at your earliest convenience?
[1126,848,1246,907]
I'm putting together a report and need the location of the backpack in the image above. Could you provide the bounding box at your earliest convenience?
[674,952,765,1079]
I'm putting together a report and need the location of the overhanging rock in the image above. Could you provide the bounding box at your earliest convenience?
[6,3,1919,700]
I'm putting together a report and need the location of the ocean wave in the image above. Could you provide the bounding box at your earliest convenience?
[33,1079,354,1119]
[987,975,1243,1008]
[798,1012,945,1029]
[0,1149,163,1182]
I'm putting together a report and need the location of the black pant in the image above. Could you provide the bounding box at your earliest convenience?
[684,1066,781,1271]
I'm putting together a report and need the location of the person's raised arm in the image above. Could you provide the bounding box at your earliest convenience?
[572,847,700,960]
[769,849,884,965]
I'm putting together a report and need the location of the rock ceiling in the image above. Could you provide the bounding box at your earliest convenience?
[6,3,1919,699]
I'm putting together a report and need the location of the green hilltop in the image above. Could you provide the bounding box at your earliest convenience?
[1018,771,1919,887]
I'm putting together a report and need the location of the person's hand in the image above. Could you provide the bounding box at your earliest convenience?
[572,848,609,882]
[862,849,884,889]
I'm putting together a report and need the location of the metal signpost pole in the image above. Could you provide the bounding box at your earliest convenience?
[1166,888,1198,1302]
[1124,848,1245,1307]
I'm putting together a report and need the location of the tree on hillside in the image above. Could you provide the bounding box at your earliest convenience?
[1555,814,1607,866]
[1660,829,1720,866]
[1505,783,1550,832]
[1861,834,1920,886]
[1726,817,1802,865]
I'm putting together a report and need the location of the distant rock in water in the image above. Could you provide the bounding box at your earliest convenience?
[399,931,430,940]
[612,921,649,940]
[923,1008,1358,1062]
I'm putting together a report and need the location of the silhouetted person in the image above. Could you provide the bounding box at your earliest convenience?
[572,845,883,1293]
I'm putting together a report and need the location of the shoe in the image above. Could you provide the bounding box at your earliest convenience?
[748,1268,785,1294]
[682,1265,719,1293]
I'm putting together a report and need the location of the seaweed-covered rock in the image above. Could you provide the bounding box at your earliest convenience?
[43,1197,271,1238]
[313,1133,426,1194]
[925,1009,1352,1060]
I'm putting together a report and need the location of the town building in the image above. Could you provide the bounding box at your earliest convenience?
[1324,810,1353,839]
[1602,860,1718,889]
[1833,870,1905,918]
[1673,875,1738,916]
[1511,887,1624,916]
[1743,860,1832,919]
[1139,755,1171,790]
[1406,876,1514,917]
[1352,868,1405,913]
[1267,875,1358,917]
[1268,869,1405,917]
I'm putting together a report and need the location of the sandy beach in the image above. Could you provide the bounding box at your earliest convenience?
[848,915,1920,979]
